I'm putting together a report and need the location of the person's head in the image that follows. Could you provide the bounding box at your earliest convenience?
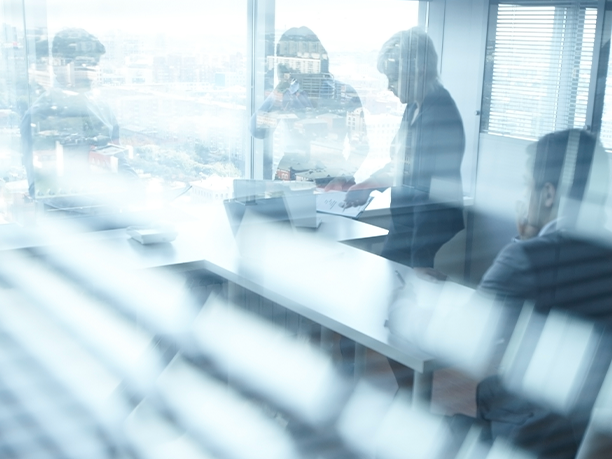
[518,129,609,239]
[52,28,105,90]
[275,26,328,82]
[377,28,439,105]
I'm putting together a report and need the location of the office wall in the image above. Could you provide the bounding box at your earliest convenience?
[432,0,489,200]
[469,134,530,283]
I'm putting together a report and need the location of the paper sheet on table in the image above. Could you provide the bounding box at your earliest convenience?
[315,191,377,218]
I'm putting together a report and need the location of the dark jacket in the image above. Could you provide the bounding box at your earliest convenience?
[477,229,612,459]
[380,85,465,267]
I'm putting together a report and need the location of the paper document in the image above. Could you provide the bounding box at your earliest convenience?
[316,191,374,218]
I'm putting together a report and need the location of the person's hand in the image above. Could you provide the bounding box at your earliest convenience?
[324,176,356,192]
[515,199,540,240]
[271,82,290,107]
[343,182,375,208]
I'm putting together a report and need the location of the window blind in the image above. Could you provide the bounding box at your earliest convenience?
[481,1,598,140]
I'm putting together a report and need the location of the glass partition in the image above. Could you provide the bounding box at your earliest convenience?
[257,0,420,184]
[2,0,248,224]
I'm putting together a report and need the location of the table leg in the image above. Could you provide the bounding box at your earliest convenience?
[413,370,433,408]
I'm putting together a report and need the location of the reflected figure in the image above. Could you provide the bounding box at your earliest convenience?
[250,26,368,188]
[471,129,612,458]
[346,28,464,275]
[20,28,138,211]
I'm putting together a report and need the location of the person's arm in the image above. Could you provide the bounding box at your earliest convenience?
[479,241,537,300]
[343,172,393,206]
[100,103,139,180]
[323,85,370,192]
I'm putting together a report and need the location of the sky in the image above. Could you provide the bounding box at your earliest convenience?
[41,0,419,52]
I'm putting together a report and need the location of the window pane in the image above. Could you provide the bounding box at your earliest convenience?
[481,3,597,140]
[0,2,31,224]
[260,0,419,184]
[22,0,247,211]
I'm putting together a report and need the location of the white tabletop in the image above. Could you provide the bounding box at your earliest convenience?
[0,202,466,374]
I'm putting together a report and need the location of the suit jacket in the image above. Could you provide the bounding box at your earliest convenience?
[381,85,465,267]
[477,228,612,459]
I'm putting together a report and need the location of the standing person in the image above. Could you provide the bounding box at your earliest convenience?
[345,28,465,279]
[250,26,368,188]
[339,28,465,387]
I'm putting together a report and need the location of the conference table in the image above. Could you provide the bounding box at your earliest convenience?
[0,199,474,407]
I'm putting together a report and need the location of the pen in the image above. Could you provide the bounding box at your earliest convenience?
[395,270,406,288]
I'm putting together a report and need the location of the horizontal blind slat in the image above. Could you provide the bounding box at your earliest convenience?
[482,3,596,139]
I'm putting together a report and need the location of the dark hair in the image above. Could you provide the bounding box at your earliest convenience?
[52,28,105,61]
[531,129,598,204]
[276,26,327,57]
[275,26,329,77]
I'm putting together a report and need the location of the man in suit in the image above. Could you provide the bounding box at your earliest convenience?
[474,129,612,458]
[387,128,612,458]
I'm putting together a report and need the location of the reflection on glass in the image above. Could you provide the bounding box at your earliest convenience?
[251,26,368,189]
[271,0,419,182]
[27,0,248,211]
[21,28,139,210]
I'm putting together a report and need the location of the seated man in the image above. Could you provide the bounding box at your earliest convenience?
[389,129,612,458]
[472,129,612,458]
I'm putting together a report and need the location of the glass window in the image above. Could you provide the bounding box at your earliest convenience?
[481,1,597,140]
[254,0,420,185]
[3,0,248,222]
[0,1,31,224]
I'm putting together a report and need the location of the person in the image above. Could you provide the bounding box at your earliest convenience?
[344,28,464,278]
[390,129,612,458]
[338,27,464,392]
[250,26,368,188]
[472,129,612,458]
[20,28,138,211]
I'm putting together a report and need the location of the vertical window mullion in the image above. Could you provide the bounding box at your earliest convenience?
[555,6,573,131]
